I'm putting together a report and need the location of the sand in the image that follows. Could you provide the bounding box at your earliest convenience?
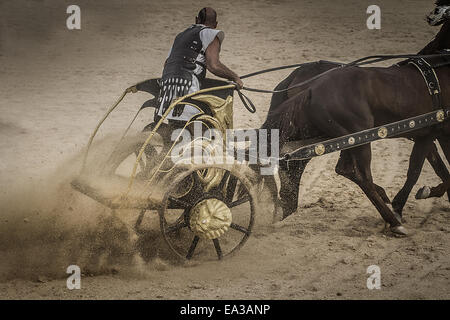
[0,0,449,299]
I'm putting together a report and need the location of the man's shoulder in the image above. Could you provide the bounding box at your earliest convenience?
[199,28,225,45]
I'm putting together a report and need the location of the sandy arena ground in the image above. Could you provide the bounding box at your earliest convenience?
[0,0,449,299]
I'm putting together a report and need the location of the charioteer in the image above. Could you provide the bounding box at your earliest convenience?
[155,7,243,128]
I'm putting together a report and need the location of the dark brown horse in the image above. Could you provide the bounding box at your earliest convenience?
[262,2,450,235]
[266,49,450,214]
[267,61,449,217]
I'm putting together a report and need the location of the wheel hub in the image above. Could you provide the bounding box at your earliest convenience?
[189,198,232,239]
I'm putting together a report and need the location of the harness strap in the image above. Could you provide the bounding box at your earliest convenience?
[408,58,442,110]
[282,108,450,163]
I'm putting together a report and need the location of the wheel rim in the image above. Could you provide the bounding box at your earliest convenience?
[104,140,164,179]
[159,167,255,261]
[100,133,169,233]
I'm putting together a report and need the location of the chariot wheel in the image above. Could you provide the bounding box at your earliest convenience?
[96,131,170,233]
[159,165,257,261]
[102,131,168,179]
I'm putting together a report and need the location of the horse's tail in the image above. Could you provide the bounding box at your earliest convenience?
[285,88,312,136]
[265,88,312,144]
[293,88,312,111]
[269,68,299,111]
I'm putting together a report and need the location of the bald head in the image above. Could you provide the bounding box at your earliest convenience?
[196,7,218,28]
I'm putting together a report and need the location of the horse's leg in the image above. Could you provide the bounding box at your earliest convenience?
[261,174,281,221]
[427,142,450,182]
[416,141,450,201]
[391,137,434,216]
[418,180,450,198]
[279,159,310,219]
[336,151,390,203]
[416,137,450,200]
[437,136,450,162]
[336,146,405,235]
[436,136,450,201]
[374,184,391,204]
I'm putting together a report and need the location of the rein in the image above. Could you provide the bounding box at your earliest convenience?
[238,52,450,95]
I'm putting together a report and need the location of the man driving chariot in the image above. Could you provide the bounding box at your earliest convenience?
[155,7,243,128]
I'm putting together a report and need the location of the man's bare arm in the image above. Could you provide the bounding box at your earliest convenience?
[205,37,243,88]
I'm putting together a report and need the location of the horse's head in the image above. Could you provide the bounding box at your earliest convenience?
[427,1,450,26]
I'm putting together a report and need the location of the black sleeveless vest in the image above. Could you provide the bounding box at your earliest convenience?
[162,24,207,82]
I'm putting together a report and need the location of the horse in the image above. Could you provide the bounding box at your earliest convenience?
[265,25,450,215]
[261,2,450,235]
[268,61,450,216]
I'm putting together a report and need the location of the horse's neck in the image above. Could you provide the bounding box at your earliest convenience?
[418,21,450,54]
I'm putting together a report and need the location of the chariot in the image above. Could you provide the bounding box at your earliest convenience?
[72,78,268,261]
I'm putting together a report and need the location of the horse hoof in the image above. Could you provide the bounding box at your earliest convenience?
[390,225,408,236]
[415,186,431,199]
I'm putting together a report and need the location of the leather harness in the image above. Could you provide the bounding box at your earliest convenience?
[408,57,442,109]
[408,50,450,110]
